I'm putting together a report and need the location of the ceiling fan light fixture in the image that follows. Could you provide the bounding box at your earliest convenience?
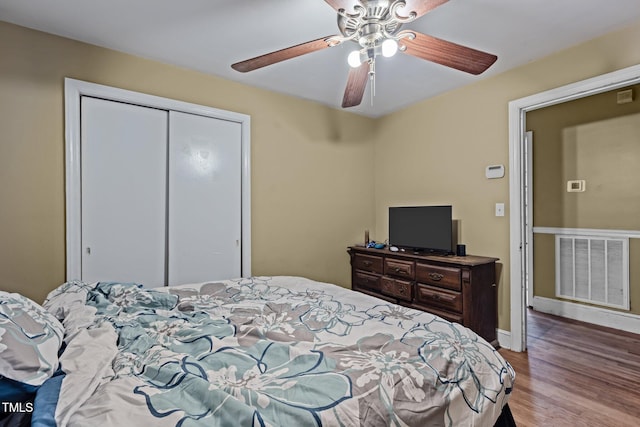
[347,49,363,67]
[381,38,398,57]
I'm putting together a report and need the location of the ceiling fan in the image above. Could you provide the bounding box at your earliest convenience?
[231,0,497,108]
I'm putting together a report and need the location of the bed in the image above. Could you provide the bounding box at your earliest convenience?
[1,276,516,426]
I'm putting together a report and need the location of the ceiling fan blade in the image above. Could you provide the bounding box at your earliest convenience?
[323,0,362,14]
[342,63,370,108]
[231,36,338,72]
[396,0,450,19]
[398,31,497,75]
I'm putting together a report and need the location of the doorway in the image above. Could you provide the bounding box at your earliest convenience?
[508,63,640,352]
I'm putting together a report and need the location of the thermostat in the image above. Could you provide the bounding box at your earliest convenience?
[485,165,505,179]
[567,180,586,192]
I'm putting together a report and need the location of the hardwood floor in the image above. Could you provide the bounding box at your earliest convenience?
[498,309,640,427]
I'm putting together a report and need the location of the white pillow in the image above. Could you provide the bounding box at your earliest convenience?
[0,291,65,386]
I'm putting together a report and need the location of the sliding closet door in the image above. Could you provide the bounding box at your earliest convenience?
[81,97,168,287]
[168,111,242,284]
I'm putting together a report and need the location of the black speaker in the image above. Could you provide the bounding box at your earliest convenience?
[456,244,466,256]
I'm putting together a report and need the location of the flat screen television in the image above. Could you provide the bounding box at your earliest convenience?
[389,205,453,254]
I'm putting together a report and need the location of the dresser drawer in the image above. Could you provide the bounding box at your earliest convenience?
[354,254,384,274]
[415,264,461,291]
[353,271,382,292]
[384,258,415,279]
[415,284,462,313]
[381,276,412,302]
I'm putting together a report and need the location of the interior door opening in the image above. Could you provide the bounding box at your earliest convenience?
[509,64,640,352]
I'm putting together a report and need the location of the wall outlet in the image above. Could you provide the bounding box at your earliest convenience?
[495,203,505,217]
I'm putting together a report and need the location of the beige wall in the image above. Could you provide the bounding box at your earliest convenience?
[372,21,640,331]
[527,87,640,314]
[561,113,640,227]
[0,21,376,303]
[2,18,640,332]
[528,84,640,227]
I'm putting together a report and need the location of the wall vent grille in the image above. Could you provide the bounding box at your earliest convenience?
[556,235,629,310]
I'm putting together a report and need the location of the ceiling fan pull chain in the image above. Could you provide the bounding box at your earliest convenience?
[369,59,376,105]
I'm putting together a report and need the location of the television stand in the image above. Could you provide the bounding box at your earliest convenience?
[348,246,499,347]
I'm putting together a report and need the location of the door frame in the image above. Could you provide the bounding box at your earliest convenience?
[65,78,252,282]
[508,64,640,352]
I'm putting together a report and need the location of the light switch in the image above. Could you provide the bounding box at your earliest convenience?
[495,203,505,217]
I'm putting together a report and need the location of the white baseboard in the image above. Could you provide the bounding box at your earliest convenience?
[531,296,640,334]
[497,329,511,350]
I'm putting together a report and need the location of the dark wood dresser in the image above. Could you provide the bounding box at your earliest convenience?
[348,246,499,347]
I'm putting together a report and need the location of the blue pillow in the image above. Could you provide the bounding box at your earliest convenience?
[31,369,66,427]
[0,377,36,425]
[0,377,38,403]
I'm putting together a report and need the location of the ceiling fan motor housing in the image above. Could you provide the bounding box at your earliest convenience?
[337,0,403,49]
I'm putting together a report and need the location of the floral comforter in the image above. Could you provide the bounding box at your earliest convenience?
[42,276,514,427]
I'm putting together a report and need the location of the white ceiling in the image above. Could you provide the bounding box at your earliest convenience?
[1,0,640,117]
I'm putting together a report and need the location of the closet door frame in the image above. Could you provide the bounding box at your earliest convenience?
[64,78,251,282]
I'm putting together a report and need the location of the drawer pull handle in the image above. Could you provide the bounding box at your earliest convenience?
[394,267,402,273]
[428,272,444,281]
[363,261,372,267]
